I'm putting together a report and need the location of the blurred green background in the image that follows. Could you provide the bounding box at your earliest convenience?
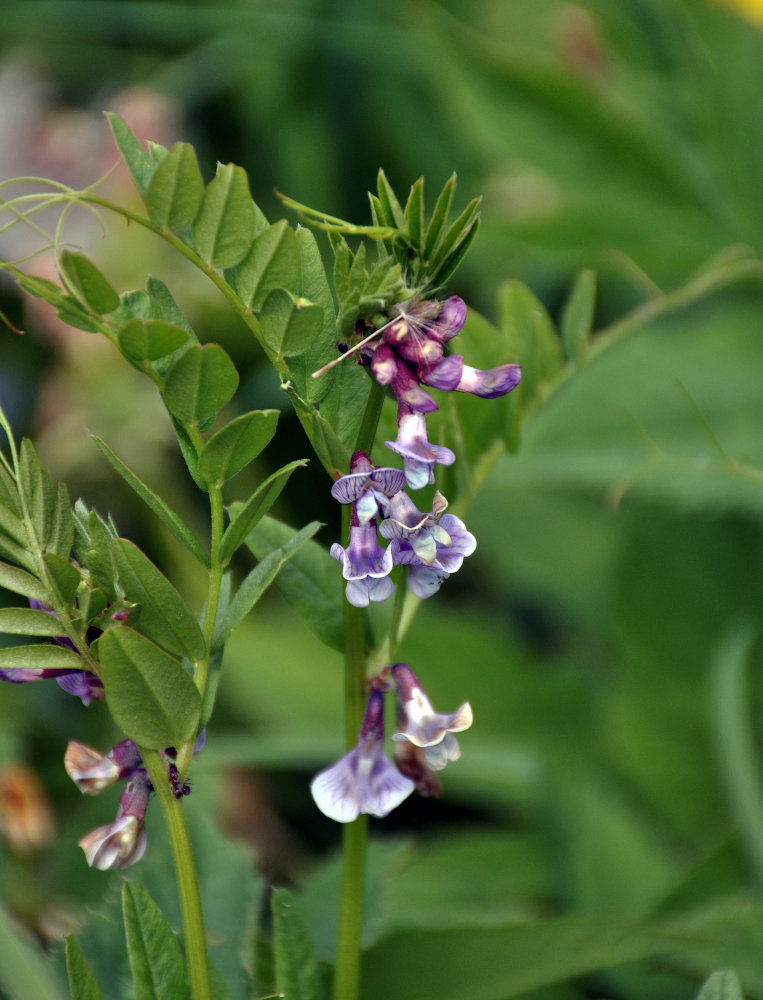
[1,1,763,999]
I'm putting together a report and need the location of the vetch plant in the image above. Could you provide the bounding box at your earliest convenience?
[6,109,734,1000]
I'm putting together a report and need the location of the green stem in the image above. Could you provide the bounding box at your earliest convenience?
[332,381,387,1000]
[142,751,212,1000]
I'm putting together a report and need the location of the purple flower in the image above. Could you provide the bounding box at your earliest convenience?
[351,295,520,412]
[379,490,451,565]
[384,405,455,490]
[78,770,151,870]
[331,451,406,524]
[389,664,473,756]
[310,689,414,822]
[330,524,394,608]
[393,741,442,798]
[389,510,476,598]
[65,739,142,795]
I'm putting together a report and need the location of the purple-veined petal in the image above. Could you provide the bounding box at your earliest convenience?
[455,363,521,399]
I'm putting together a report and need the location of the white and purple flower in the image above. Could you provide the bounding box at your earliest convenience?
[384,405,455,490]
[390,663,473,773]
[310,689,414,822]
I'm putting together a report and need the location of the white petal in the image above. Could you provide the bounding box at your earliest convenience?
[310,754,362,823]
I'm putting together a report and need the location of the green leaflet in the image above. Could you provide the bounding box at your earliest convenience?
[65,937,105,1000]
[272,889,323,1000]
[214,519,322,651]
[233,219,300,312]
[122,882,190,1000]
[162,343,239,424]
[145,141,205,232]
[193,162,256,268]
[99,626,201,749]
[197,409,279,485]
[58,252,120,315]
[112,538,206,662]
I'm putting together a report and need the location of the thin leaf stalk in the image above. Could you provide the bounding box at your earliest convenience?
[141,750,213,1000]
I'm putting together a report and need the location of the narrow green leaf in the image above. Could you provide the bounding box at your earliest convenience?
[122,882,190,1000]
[85,509,118,598]
[118,318,190,363]
[91,436,210,567]
[0,607,68,637]
[19,437,52,543]
[0,560,47,601]
[424,173,456,257]
[404,177,425,249]
[214,520,321,651]
[47,481,75,559]
[0,644,82,671]
[428,216,480,288]
[14,273,72,311]
[219,459,308,564]
[65,936,105,1000]
[710,622,763,889]
[291,226,339,404]
[198,410,279,485]
[106,112,157,200]
[193,163,256,268]
[234,220,299,312]
[162,343,239,424]
[697,971,744,1000]
[260,288,324,358]
[376,169,406,231]
[146,141,204,231]
[43,552,80,602]
[59,252,120,314]
[428,197,481,272]
[245,516,343,651]
[272,888,322,1000]
[112,538,206,661]
[561,268,597,367]
[100,626,201,749]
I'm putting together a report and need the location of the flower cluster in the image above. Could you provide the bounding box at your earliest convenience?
[316,295,518,821]
[311,665,472,822]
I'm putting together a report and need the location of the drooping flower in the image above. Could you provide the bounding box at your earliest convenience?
[78,769,151,870]
[330,524,394,608]
[331,451,406,524]
[384,405,455,490]
[392,740,442,798]
[311,689,414,822]
[388,510,476,599]
[65,739,142,795]
[379,490,451,565]
[389,663,473,773]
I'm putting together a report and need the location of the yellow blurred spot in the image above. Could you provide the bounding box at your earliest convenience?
[0,763,56,854]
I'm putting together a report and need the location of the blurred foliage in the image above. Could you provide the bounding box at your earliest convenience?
[1,1,763,1000]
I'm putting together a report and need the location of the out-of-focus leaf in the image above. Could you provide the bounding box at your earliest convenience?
[91,436,210,567]
[59,252,120,314]
[260,288,323,359]
[112,538,206,661]
[498,279,563,407]
[100,626,201,749]
[0,905,65,1000]
[245,515,343,651]
[220,459,308,564]
[697,970,744,1000]
[162,343,239,424]
[193,163,256,268]
[560,269,596,367]
[122,881,190,1000]
[272,888,322,1000]
[118,318,190,363]
[234,220,299,311]
[214,519,321,651]
[65,936,105,1000]
[146,141,204,231]
[197,409,279,485]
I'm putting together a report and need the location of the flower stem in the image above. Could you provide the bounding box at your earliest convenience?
[142,751,212,1000]
[332,380,387,1000]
